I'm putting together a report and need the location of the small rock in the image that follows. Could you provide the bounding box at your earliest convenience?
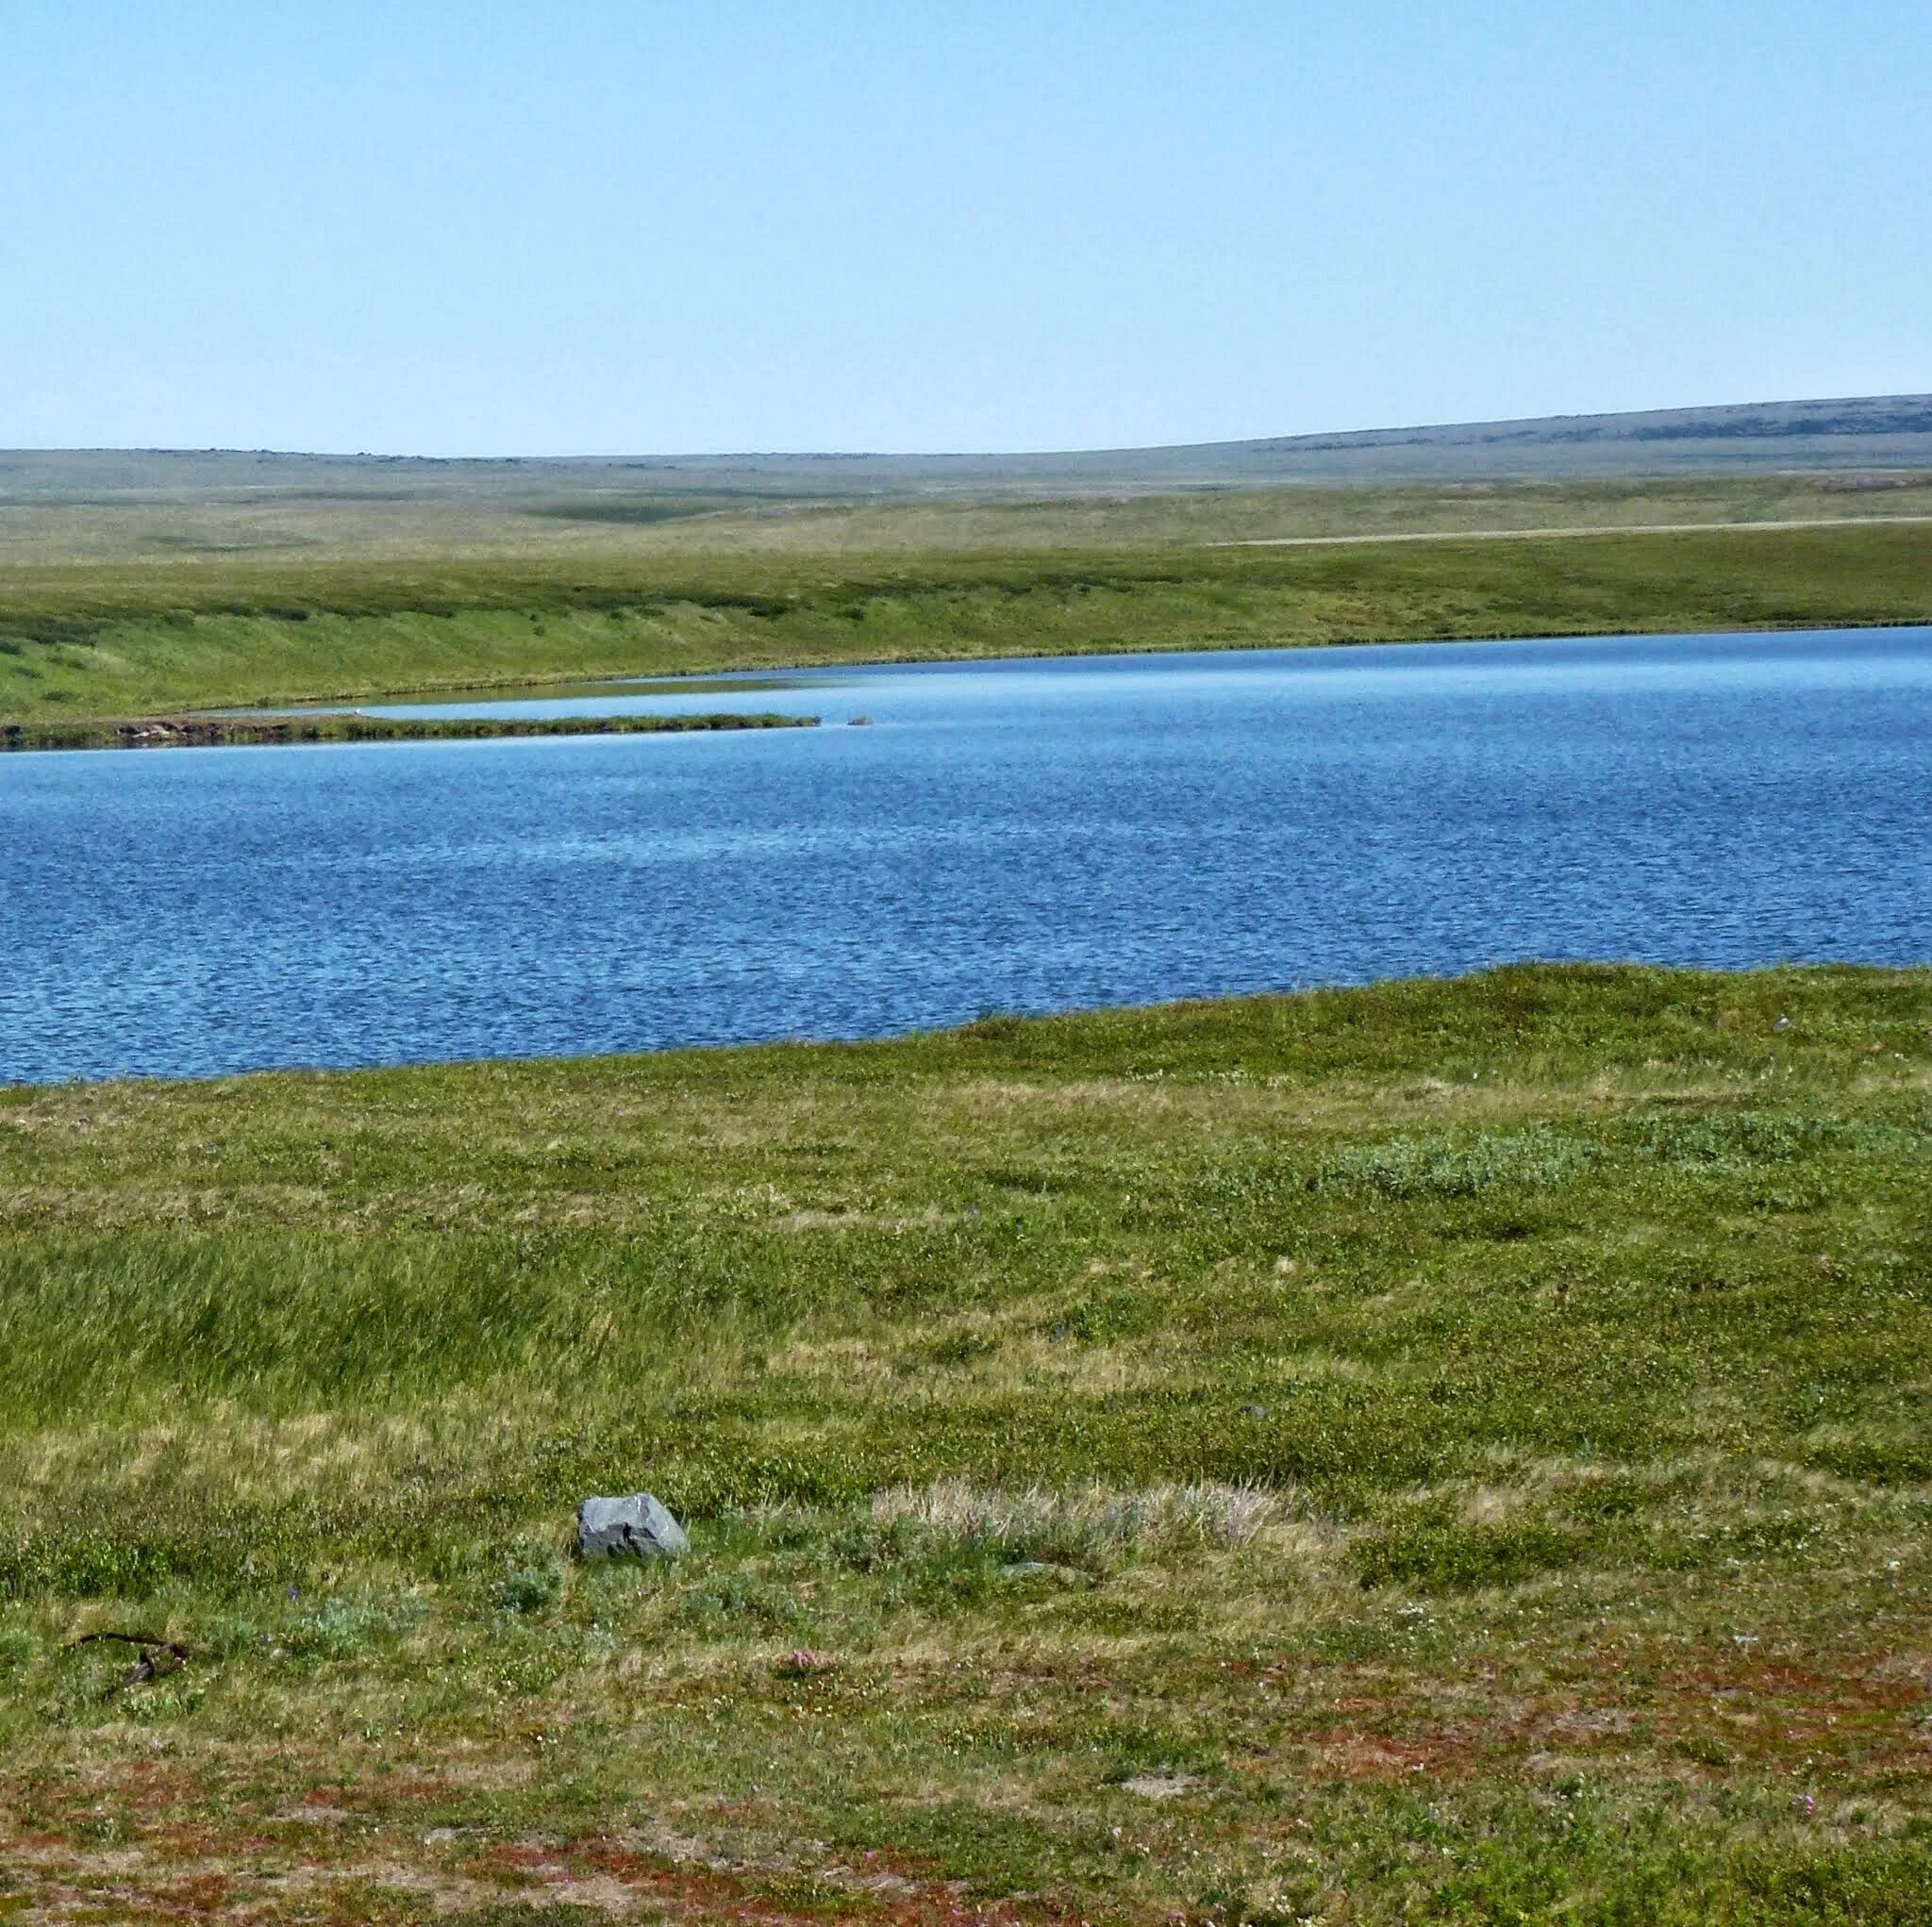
[576,1492,689,1561]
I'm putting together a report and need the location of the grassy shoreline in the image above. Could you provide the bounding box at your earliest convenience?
[0,708,817,753]
[2,965,1928,1921]
[3,518,1927,722]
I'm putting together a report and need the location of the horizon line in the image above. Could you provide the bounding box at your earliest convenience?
[6,391,1929,468]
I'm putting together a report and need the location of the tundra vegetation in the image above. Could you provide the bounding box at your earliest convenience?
[0,965,1928,1921]
[0,466,1927,724]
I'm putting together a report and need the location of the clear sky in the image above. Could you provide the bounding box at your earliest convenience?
[3,1,1926,456]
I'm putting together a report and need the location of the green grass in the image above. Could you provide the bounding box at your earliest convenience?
[1,496,1928,721]
[0,709,815,752]
[2,964,1929,1921]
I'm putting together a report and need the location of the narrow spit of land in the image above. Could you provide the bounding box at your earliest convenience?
[0,710,816,753]
[1,965,1927,1923]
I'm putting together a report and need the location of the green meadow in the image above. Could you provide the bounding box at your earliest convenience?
[2,966,1929,1922]
[1,470,1928,723]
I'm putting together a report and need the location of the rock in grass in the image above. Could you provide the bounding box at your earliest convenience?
[575,1493,689,1562]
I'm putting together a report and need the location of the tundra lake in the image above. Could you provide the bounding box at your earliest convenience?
[5,627,1931,1085]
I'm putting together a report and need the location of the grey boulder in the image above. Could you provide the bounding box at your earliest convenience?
[575,1492,689,1561]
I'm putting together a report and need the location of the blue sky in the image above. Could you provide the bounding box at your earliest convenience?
[2,2,1926,455]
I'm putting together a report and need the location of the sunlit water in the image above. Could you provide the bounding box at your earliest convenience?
[5,628,1931,1084]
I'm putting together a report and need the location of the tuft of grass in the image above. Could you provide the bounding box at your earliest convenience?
[1319,1123,1590,1197]
[868,1478,1291,1555]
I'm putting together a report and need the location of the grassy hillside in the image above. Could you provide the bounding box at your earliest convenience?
[2,966,1929,1921]
[3,518,1929,721]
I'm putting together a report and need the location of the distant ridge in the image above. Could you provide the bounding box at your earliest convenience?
[653,393,1932,484]
[1228,392,1932,460]
[6,394,1932,495]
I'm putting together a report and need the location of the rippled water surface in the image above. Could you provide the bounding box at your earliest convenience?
[6,628,1931,1083]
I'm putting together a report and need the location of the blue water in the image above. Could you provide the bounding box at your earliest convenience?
[4,628,1930,1085]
